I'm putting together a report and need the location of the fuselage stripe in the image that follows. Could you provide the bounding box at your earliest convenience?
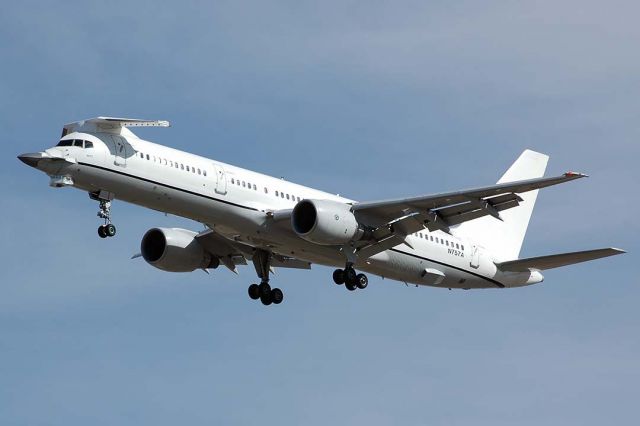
[77,162,260,212]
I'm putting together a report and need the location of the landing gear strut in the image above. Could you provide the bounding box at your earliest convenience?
[333,264,368,291]
[248,249,284,306]
[91,192,116,239]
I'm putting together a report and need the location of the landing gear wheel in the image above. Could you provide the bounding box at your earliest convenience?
[333,269,345,285]
[260,293,273,306]
[356,273,368,289]
[105,223,117,237]
[98,225,107,238]
[344,267,357,286]
[271,288,284,304]
[345,281,357,291]
[248,284,261,300]
[259,282,272,298]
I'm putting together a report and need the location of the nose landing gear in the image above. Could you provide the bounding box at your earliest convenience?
[91,192,116,239]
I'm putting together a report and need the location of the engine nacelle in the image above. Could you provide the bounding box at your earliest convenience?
[140,228,219,272]
[291,199,363,245]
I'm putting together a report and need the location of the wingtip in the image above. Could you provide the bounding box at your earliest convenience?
[564,171,589,178]
[609,248,627,255]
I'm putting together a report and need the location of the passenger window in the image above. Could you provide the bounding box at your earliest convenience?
[456,243,459,249]
[203,170,207,176]
[186,165,190,172]
[286,194,290,200]
[461,245,465,251]
[192,167,195,174]
[85,141,93,149]
[57,140,73,147]
[140,152,144,158]
[264,187,268,194]
[446,241,449,246]
[164,159,167,165]
[146,154,150,160]
[242,181,246,187]
[275,191,279,197]
[281,192,285,198]
[181,164,184,170]
[253,184,257,190]
[231,178,235,184]
[197,168,201,175]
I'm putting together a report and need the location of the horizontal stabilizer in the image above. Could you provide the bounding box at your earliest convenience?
[496,248,625,272]
[62,117,170,137]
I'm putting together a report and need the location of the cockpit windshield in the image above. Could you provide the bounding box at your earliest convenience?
[56,139,93,148]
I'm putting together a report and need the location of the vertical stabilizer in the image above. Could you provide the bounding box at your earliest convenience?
[455,150,549,261]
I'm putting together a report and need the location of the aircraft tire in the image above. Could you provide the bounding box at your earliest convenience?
[260,293,273,306]
[333,269,345,285]
[259,282,271,297]
[248,284,261,300]
[356,274,368,289]
[344,268,357,286]
[105,224,117,237]
[271,288,284,304]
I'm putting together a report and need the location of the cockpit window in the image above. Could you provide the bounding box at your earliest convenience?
[56,139,95,148]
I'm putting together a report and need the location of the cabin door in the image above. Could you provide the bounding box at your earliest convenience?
[110,135,128,167]
[470,245,480,269]
[213,164,227,195]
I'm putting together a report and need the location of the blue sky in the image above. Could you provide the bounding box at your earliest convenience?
[1,1,638,424]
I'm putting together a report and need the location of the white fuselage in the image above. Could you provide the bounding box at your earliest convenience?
[34,131,542,290]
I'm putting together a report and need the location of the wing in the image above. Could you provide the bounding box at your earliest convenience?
[195,228,311,273]
[495,248,625,272]
[350,172,587,258]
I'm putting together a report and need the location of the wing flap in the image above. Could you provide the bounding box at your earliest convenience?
[196,228,313,272]
[496,248,625,272]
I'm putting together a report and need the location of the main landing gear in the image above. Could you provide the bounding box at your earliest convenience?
[91,192,117,239]
[332,265,368,291]
[247,250,284,306]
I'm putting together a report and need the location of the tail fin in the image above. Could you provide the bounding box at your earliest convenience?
[455,149,549,261]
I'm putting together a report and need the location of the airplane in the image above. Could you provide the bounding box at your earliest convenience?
[18,117,625,306]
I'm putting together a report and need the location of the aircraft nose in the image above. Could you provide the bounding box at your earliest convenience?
[17,152,43,168]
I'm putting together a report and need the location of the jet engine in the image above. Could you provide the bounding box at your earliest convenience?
[291,199,364,245]
[140,228,219,272]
